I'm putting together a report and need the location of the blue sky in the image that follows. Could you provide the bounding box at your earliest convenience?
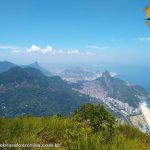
[0,0,150,67]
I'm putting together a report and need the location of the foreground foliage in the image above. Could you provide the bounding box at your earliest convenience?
[0,104,150,150]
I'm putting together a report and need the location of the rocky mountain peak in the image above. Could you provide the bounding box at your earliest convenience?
[102,70,111,78]
[30,62,40,68]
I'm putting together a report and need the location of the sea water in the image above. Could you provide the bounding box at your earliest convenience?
[145,98,150,110]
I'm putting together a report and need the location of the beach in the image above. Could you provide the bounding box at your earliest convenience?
[140,102,150,128]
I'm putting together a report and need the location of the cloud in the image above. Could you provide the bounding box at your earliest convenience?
[26,45,41,53]
[138,38,150,42]
[85,52,94,56]
[86,45,100,49]
[57,49,64,54]
[86,45,110,50]
[11,50,20,54]
[42,46,53,54]
[26,45,80,55]
[98,46,110,50]
[26,45,95,56]
[26,45,53,54]
[0,45,18,50]
[66,49,94,56]
[67,49,79,55]
[0,45,21,54]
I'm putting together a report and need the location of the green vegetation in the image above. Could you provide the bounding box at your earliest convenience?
[73,103,115,134]
[0,61,16,73]
[0,103,150,150]
[73,71,149,108]
[0,67,89,117]
[100,71,149,107]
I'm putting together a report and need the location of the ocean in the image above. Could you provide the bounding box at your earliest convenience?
[101,65,150,92]
[145,98,150,110]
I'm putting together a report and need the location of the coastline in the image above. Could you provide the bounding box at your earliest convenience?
[140,101,150,129]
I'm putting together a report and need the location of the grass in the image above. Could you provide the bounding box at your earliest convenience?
[0,116,150,150]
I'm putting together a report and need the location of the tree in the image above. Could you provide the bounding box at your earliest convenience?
[73,103,115,134]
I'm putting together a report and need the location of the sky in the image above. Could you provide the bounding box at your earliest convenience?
[0,0,150,68]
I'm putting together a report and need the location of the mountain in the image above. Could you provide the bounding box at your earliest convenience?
[0,67,88,117]
[0,61,17,73]
[0,61,51,77]
[60,66,96,82]
[29,62,52,76]
[72,71,149,108]
[60,66,118,83]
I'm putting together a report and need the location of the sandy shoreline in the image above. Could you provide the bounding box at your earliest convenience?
[140,102,150,128]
